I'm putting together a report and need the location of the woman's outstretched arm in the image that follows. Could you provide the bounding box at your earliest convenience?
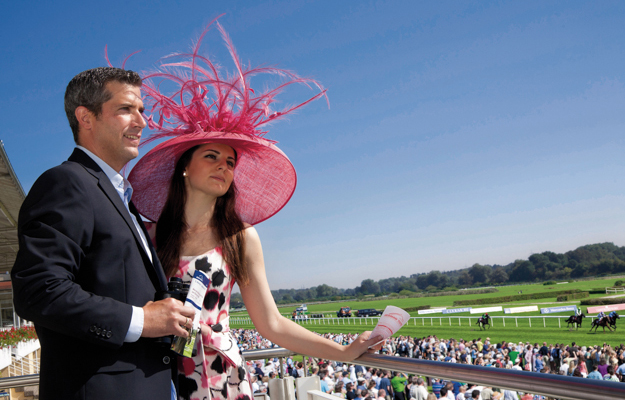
[239,226,382,362]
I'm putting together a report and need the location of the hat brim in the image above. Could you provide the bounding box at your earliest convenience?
[129,131,296,225]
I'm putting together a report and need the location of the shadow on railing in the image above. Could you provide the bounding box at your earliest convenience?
[2,347,625,400]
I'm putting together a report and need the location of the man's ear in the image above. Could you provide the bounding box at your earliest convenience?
[75,106,94,133]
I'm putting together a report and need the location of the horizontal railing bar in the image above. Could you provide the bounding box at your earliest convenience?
[0,374,39,389]
[355,353,625,400]
[2,348,624,400]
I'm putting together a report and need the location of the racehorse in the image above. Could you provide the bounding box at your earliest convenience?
[477,316,490,330]
[590,315,618,333]
[565,313,585,329]
[608,313,620,330]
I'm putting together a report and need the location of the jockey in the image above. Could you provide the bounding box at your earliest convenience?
[482,313,489,321]
[576,307,582,316]
[609,311,617,319]
[597,311,606,321]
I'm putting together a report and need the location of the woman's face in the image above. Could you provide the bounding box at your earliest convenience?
[184,143,236,198]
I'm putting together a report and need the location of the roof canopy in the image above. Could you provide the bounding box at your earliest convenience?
[0,141,25,276]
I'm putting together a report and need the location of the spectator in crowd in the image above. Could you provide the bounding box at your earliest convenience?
[320,371,331,393]
[480,386,493,400]
[347,383,356,400]
[411,377,429,400]
[604,365,619,382]
[334,381,346,398]
[597,357,609,376]
[391,372,408,400]
[439,387,453,400]
[378,389,388,400]
[616,359,625,381]
[431,378,444,398]
[455,386,466,400]
[379,371,393,398]
[368,380,379,398]
[471,389,481,400]
[587,364,603,380]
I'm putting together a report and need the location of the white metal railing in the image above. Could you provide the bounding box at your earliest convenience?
[232,315,601,329]
[606,286,625,294]
[9,353,40,377]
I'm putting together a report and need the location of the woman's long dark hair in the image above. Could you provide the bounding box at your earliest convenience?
[156,145,249,285]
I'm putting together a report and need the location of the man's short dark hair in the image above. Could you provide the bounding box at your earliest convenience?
[440,387,448,396]
[64,67,142,142]
[472,389,480,399]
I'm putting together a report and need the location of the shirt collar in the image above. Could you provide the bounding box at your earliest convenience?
[76,146,132,199]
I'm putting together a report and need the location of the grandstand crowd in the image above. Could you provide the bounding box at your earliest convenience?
[233,329,625,400]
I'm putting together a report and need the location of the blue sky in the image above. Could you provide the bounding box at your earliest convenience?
[2,1,624,290]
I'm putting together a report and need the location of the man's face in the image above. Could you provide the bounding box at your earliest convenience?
[87,81,146,171]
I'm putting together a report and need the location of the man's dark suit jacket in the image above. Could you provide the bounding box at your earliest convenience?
[12,149,173,400]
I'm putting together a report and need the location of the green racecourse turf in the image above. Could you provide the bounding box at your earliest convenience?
[231,278,625,348]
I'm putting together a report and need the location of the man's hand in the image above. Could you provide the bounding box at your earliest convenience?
[141,298,195,337]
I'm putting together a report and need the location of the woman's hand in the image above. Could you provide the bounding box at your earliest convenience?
[341,331,384,361]
[200,322,214,346]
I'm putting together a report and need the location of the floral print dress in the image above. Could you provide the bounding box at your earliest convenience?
[175,247,252,400]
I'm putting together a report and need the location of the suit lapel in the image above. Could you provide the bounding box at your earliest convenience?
[68,149,167,291]
[129,201,168,290]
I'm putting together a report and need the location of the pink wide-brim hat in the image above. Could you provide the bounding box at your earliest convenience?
[125,17,326,224]
[128,131,296,225]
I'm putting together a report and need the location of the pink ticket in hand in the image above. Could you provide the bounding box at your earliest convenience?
[371,306,410,342]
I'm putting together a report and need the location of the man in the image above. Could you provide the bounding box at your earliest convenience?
[476,338,483,352]
[501,389,518,400]
[440,387,453,400]
[390,372,407,400]
[587,364,603,380]
[431,378,443,399]
[411,377,428,400]
[378,370,393,399]
[377,389,387,400]
[11,67,195,400]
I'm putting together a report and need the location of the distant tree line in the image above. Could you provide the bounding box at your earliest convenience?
[230,242,625,305]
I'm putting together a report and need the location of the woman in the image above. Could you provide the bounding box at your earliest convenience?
[524,345,534,371]
[577,353,588,376]
[129,19,380,400]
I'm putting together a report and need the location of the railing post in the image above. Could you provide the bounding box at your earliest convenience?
[303,356,308,377]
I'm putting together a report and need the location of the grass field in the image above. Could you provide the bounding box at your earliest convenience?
[231,278,625,347]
